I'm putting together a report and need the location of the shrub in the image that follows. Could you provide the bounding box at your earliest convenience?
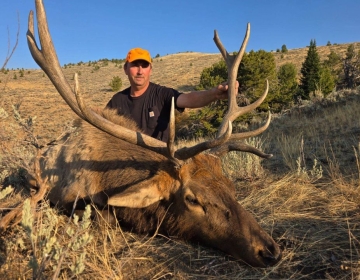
[281,44,288,53]
[221,137,266,180]
[109,76,122,92]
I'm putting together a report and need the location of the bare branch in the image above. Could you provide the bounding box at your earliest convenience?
[1,12,20,70]
[0,150,49,231]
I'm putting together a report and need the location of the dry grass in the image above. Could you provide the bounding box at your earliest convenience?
[1,46,360,279]
[261,88,360,178]
[0,171,358,279]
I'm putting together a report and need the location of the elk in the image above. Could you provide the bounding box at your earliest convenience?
[26,0,282,267]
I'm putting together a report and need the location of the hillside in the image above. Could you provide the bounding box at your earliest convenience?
[273,41,360,71]
[1,41,359,146]
[0,42,359,279]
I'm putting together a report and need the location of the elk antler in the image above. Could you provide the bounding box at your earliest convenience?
[27,0,169,155]
[28,0,270,163]
[27,0,232,163]
[209,24,272,158]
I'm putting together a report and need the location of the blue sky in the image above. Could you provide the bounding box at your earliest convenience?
[1,0,359,69]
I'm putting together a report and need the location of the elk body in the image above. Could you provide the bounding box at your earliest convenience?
[27,0,282,267]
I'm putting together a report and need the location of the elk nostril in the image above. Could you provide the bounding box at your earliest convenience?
[258,245,281,265]
[259,249,275,260]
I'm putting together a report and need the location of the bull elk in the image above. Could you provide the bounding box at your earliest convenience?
[26,0,282,267]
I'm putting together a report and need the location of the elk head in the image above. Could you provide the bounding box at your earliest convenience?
[27,0,282,267]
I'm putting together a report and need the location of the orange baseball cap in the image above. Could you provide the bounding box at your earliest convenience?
[126,48,152,63]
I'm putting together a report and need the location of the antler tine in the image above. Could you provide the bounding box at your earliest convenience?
[230,111,271,141]
[27,0,83,118]
[174,121,233,161]
[167,97,176,158]
[167,97,183,166]
[210,140,273,159]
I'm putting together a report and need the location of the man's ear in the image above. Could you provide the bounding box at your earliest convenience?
[123,62,128,74]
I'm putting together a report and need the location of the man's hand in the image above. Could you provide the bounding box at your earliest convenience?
[214,81,239,100]
[176,80,239,109]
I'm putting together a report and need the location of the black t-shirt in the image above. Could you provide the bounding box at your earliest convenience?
[106,82,183,142]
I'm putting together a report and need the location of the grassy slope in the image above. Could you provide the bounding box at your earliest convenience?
[0,43,359,279]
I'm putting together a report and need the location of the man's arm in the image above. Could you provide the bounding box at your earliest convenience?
[176,82,238,109]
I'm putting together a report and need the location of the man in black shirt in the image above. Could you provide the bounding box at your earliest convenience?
[106,48,237,142]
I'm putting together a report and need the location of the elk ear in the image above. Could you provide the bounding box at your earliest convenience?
[107,177,167,208]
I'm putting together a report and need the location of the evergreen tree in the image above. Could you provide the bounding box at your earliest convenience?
[342,44,360,88]
[323,50,342,86]
[196,60,227,90]
[194,59,232,137]
[299,39,321,99]
[281,44,288,53]
[276,63,298,110]
[319,66,335,95]
[238,49,278,110]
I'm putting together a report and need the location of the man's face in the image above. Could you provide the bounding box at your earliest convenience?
[124,60,152,89]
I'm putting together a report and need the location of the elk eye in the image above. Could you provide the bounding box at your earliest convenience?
[185,195,199,206]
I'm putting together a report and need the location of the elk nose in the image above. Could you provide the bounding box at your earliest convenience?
[259,245,282,266]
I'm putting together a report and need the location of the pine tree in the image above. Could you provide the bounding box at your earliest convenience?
[299,39,321,99]
[238,49,278,110]
[275,63,298,110]
[323,50,342,86]
[342,44,360,88]
[319,66,335,95]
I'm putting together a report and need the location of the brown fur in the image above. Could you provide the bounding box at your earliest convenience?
[36,108,281,267]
